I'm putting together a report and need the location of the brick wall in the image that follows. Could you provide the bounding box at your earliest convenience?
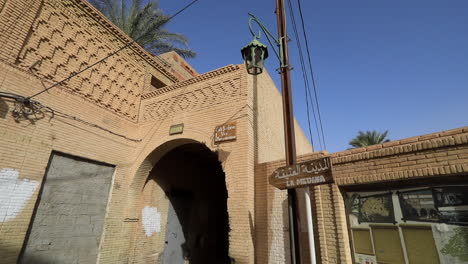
[331,127,468,185]
[250,69,313,264]
[0,61,263,264]
[159,51,199,81]
[256,127,468,264]
[0,1,264,263]
[0,60,141,263]
[2,0,466,263]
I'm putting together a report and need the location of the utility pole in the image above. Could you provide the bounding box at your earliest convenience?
[275,0,301,263]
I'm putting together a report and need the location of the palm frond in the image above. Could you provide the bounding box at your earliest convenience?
[87,0,196,58]
[145,41,196,58]
[349,130,390,148]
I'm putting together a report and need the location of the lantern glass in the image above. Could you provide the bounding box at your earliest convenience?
[241,39,268,75]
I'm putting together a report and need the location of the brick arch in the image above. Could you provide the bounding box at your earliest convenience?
[126,136,231,263]
[129,130,219,194]
[130,138,200,193]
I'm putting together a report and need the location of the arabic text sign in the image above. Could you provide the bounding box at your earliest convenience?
[214,122,237,143]
[270,157,333,189]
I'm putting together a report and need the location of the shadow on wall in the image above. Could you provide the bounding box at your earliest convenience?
[252,72,292,264]
[282,198,291,264]
[0,98,9,119]
[0,247,50,264]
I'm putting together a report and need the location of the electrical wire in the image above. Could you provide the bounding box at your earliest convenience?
[296,0,327,149]
[0,0,200,141]
[27,0,199,100]
[286,0,318,150]
[0,92,141,142]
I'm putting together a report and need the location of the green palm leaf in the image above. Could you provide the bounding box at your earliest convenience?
[88,0,196,58]
[349,130,390,148]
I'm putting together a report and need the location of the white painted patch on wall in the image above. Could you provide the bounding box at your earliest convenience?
[142,206,161,236]
[0,168,39,222]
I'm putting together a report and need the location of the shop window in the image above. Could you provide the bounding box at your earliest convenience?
[434,187,468,225]
[358,192,395,224]
[347,185,468,264]
[398,187,468,224]
[398,188,439,222]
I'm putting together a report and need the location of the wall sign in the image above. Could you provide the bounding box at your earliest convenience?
[214,122,237,144]
[169,124,184,135]
[270,157,333,189]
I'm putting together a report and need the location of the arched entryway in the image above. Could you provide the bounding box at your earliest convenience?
[137,141,230,264]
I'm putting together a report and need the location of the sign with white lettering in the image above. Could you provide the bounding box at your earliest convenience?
[270,157,333,189]
[214,122,237,143]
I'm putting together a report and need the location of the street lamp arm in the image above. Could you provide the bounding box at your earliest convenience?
[247,13,282,63]
[248,13,279,44]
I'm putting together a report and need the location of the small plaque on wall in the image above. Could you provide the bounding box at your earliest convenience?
[169,124,184,135]
[214,122,237,144]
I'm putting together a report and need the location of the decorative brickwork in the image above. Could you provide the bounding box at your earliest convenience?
[1,0,467,263]
[142,74,243,122]
[142,64,241,99]
[15,0,146,120]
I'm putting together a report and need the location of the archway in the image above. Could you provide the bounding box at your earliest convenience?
[140,142,230,264]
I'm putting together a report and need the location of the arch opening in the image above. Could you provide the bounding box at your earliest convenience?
[142,142,230,264]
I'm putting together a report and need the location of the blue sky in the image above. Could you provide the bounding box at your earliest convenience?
[159,0,468,153]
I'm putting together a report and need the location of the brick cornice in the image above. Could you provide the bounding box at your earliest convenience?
[335,163,468,185]
[142,64,242,100]
[331,127,468,165]
[74,0,179,83]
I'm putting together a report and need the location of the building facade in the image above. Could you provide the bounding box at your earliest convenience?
[0,0,467,264]
[0,0,313,263]
[258,128,468,264]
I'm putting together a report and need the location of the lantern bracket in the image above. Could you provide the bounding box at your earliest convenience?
[248,13,288,68]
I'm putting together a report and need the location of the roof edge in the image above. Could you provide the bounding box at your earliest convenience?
[142,64,242,100]
[257,126,468,166]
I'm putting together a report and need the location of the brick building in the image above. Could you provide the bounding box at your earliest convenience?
[0,0,467,264]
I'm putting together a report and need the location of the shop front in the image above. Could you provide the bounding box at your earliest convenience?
[345,181,468,264]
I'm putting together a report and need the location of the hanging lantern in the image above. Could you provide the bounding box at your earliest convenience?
[241,38,269,75]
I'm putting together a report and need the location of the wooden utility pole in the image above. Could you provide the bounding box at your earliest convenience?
[275,0,301,263]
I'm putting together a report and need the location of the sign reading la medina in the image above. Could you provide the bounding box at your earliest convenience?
[270,157,333,189]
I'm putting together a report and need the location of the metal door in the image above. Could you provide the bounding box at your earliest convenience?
[163,198,189,264]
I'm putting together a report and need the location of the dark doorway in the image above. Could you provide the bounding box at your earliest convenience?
[149,143,230,264]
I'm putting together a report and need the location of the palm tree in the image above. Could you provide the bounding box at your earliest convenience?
[349,130,390,148]
[88,0,196,58]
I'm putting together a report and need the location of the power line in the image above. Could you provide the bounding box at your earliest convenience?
[0,1,200,141]
[0,92,141,142]
[27,0,199,100]
[286,0,319,150]
[296,0,327,149]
